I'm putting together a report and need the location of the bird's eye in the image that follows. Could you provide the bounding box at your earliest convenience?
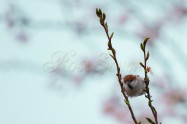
[128,79,133,82]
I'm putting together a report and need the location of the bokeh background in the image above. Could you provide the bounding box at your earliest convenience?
[0,0,187,124]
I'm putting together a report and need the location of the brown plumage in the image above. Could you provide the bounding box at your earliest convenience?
[123,75,136,83]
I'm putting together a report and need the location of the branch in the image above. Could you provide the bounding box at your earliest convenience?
[140,38,159,124]
[96,8,138,124]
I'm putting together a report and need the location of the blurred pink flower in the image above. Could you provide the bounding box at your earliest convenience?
[16,32,28,42]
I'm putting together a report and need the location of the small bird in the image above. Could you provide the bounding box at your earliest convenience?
[123,75,145,97]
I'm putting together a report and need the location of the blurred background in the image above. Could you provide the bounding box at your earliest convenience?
[0,0,187,124]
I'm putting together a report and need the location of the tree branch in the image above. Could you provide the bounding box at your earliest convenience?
[96,8,138,124]
[140,38,158,124]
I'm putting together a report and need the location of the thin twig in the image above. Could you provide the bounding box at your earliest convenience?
[141,38,158,124]
[96,8,138,124]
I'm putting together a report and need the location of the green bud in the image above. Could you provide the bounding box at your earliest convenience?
[99,9,102,16]
[143,37,150,46]
[139,62,145,68]
[109,54,114,59]
[124,99,130,106]
[102,13,106,21]
[104,22,108,29]
[96,8,99,17]
[152,106,157,114]
[100,18,104,25]
[108,41,112,49]
[140,43,144,51]
[149,100,153,105]
[110,32,114,39]
[146,117,155,124]
[146,51,150,61]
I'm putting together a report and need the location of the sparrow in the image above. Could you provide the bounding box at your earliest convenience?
[123,75,145,97]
